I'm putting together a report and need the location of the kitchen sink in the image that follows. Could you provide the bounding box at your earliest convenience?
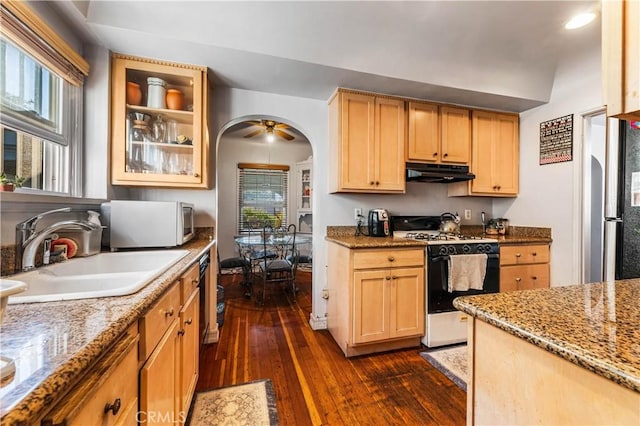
[8,250,189,304]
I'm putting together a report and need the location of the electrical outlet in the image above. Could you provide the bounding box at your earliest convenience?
[354,207,362,220]
[464,209,472,220]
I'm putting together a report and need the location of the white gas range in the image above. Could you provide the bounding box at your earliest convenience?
[390,216,500,348]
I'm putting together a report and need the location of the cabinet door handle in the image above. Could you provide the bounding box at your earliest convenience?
[370,181,375,186]
[375,181,380,185]
[433,152,438,157]
[515,253,521,258]
[391,275,397,280]
[194,173,200,178]
[532,276,537,280]
[443,153,448,158]
[178,329,186,336]
[192,279,198,285]
[388,256,395,262]
[515,277,522,282]
[104,398,121,416]
[165,308,174,317]
[385,276,391,280]
[185,318,193,325]
[532,252,537,256]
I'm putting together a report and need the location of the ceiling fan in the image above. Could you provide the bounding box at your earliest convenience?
[243,119,295,142]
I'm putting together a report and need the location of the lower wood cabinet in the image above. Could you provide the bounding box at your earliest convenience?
[140,319,180,425]
[500,244,550,292]
[179,288,200,416]
[140,264,200,425]
[327,243,425,357]
[139,271,201,425]
[36,257,205,426]
[42,324,139,426]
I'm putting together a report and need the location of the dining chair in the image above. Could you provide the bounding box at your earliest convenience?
[256,224,299,304]
[217,242,252,298]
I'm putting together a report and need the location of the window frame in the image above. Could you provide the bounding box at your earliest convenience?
[0,1,86,197]
[237,163,290,234]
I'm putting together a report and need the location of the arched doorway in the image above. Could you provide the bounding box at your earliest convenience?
[215,114,314,297]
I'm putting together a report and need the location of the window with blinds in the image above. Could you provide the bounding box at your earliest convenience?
[238,164,289,233]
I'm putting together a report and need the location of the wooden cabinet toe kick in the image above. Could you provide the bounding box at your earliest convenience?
[344,336,422,358]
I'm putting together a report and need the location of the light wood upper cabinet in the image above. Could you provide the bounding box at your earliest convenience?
[440,106,471,164]
[329,89,406,193]
[407,102,470,165]
[449,110,519,197]
[110,53,210,188]
[602,0,640,119]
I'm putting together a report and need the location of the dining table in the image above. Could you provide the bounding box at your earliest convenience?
[234,233,312,263]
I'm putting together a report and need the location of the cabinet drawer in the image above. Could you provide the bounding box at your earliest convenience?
[43,330,139,426]
[353,248,424,270]
[180,263,200,305]
[500,244,549,265]
[140,282,181,360]
[500,264,550,292]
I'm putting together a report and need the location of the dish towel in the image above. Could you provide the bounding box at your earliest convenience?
[447,253,487,292]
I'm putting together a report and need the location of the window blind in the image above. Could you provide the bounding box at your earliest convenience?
[238,164,289,233]
[1,1,89,86]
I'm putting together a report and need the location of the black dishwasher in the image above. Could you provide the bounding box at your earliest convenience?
[197,252,214,341]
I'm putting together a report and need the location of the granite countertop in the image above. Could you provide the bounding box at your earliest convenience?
[0,238,215,425]
[461,225,553,245]
[325,225,551,248]
[453,279,640,394]
[325,234,428,249]
[490,234,553,244]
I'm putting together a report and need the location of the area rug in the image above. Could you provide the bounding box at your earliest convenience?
[420,345,468,392]
[187,379,279,425]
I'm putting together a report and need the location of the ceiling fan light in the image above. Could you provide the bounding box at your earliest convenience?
[565,11,596,30]
[266,131,276,143]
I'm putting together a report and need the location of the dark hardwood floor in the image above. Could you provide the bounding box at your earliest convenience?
[197,270,466,425]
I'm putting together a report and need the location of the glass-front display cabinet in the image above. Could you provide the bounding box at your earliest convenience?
[110,53,210,188]
[296,157,312,233]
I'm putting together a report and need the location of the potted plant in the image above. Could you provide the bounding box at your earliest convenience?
[0,172,14,192]
[0,172,26,192]
[12,175,26,189]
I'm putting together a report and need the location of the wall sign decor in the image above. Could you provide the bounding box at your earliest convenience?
[540,114,573,165]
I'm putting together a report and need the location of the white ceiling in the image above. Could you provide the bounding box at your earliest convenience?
[60,0,601,113]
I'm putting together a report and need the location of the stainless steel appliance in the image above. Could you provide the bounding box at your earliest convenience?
[604,120,640,279]
[390,215,499,347]
[406,163,475,183]
[368,208,390,237]
[101,200,195,249]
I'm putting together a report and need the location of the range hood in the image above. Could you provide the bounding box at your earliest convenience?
[406,162,475,183]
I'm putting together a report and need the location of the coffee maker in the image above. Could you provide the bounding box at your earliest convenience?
[368,208,390,237]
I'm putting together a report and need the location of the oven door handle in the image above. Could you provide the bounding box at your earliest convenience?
[431,255,450,262]
[430,253,499,262]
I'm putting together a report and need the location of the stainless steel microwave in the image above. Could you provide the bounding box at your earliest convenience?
[101,200,195,249]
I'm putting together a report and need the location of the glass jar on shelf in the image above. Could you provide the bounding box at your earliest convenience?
[150,114,167,143]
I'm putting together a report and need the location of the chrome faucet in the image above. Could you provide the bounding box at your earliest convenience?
[15,207,102,272]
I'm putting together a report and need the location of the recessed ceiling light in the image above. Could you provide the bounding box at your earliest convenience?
[565,11,596,30]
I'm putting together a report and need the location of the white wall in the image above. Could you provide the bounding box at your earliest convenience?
[493,25,602,286]
[107,85,494,323]
[217,136,312,259]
